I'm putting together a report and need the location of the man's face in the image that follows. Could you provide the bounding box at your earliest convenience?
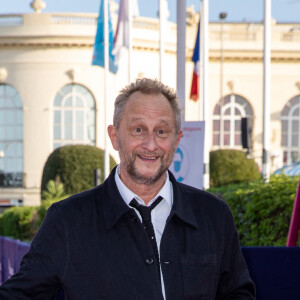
[108,91,182,185]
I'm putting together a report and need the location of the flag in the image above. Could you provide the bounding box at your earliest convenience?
[92,0,118,74]
[112,0,129,67]
[190,22,200,101]
[113,0,139,68]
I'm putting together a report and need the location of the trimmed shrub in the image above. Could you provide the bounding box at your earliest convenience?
[208,175,299,246]
[41,145,117,195]
[209,149,260,187]
[1,206,38,241]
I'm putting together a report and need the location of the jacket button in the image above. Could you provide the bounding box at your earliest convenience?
[145,258,154,265]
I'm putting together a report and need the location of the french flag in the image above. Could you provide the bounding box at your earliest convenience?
[190,22,200,101]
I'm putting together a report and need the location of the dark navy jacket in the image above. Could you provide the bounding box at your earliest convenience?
[0,168,255,299]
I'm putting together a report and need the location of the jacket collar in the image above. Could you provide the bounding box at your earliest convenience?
[167,170,199,229]
[101,167,199,230]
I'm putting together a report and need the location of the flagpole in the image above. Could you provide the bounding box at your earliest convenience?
[177,0,186,118]
[104,0,110,179]
[159,0,166,82]
[128,0,132,83]
[199,8,204,121]
[202,0,210,189]
[262,0,271,180]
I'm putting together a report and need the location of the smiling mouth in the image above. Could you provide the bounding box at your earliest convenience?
[138,155,159,161]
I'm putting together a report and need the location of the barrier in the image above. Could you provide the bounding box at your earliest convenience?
[1,237,300,299]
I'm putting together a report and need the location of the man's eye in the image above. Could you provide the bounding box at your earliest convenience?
[134,128,143,134]
[158,129,168,136]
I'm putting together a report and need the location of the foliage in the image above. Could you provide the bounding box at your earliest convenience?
[208,175,299,246]
[41,145,117,195]
[41,178,70,201]
[209,149,260,187]
[0,206,38,241]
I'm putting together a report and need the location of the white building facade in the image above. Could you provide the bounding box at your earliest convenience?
[0,2,299,205]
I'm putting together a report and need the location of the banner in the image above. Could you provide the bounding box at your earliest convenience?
[169,121,205,189]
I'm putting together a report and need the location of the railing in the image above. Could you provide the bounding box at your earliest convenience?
[0,172,23,187]
[0,15,23,26]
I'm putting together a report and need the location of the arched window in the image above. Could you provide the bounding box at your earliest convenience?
[212,94,253,148]
[281,95,300,165]
[0,84,23,187]
[53,84,96,149]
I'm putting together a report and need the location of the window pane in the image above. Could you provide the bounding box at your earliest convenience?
[16,110,23,125]
[235,108,241,115]
[291,151,299,163]
[76,126,84,139]
[281,120,288,131]
[0,127,4,139]
[283,151,288,164]
[54,125,61,139]
[76,111,84,123]
[16,158,22,172]
[292,120,299,132]
[54,94,62,107]
[224,107,230,115]
[213,134,220,146]
[54,111,61,124]
[75,96,83,107]
[6,126,14,140]
[224,120,230,131]
[6,111,14,124]
[64,126,72,139]
[16,143,22,156]
[60,85,72,96]
[281,134,287,146]
[64,97,72,107]
[86,111,95,125]
[85,94,95,108]
[292,134,298,147]
[16,126,23,139]
[6,158,15,172]
[223,134,230,146]
[282,105,289,116]
[213,104,220,115]
[245,105,252,116]
[292,107,300,116]
[88,126,95,141]
[213,120,220,131]
[6,143,15,156]
[235,120,241,131]
[0,111,4,124]
[64,111,72,124]
[0,98,4,108]
[235,133,241,145]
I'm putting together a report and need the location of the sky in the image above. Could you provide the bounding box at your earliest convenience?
[1,0,300,23]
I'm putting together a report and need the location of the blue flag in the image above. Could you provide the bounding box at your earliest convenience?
[92,0,118,73]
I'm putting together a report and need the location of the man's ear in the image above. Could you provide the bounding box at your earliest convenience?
[107,125,119,151]
[176,129,183,148]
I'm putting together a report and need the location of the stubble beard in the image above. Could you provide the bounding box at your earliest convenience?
[117,139,177,185]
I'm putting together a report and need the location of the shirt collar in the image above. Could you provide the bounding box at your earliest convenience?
[101,166,198,230]
[115,164,173,208]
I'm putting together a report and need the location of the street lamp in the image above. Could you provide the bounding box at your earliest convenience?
[219,12,227,148]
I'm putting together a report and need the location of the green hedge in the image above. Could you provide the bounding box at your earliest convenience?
[208,175,299,246]
[209,149,260,187]
[41,145,117,195]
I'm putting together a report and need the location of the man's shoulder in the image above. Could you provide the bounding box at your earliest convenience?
[53,184,104,213]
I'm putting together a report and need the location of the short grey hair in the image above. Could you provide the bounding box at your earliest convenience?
[113,78,182,133]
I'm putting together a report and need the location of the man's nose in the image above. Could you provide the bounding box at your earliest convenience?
[142,133,159,152]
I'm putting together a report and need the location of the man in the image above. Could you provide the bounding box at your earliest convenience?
[0,78,255,299]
